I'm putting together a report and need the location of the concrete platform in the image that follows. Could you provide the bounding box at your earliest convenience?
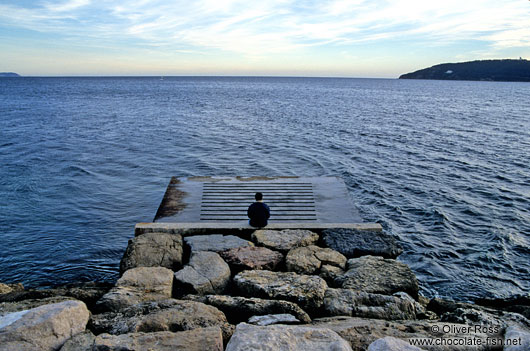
[153,176,363,224]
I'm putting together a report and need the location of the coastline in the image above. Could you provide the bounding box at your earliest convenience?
[1,225,528,350]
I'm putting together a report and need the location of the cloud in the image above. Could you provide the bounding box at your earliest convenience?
[1,0,529,58]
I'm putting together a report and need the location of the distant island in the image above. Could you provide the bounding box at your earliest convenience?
[399,59,530,82]
[0,72,20,77]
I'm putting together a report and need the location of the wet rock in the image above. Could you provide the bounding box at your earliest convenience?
[427,298,473,316]
[504,325,530,351]
[368,336,425,351]
[93,327,223,351]
[312,316,501,351]
[89,298,233,342]
[174,251,230,295]
[234,270,328,312]
[220,246,283,272]
[324,289,417,320]
[0,300,90,351]
[393,292,437,320]
[120,232,183,274]
[252,229,319,253]
[322,228,403,259]
[248,313,300,326]
[336,256,419,299]
[96,267,174,312]
[286,245,346,274]
[184,294,311,324]
[184,234,253,253]
[59,331,95,351]
[475,295,530,320]
[226,322,353,351]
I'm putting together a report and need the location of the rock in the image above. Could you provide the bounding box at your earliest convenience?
[93,327,223,351]
[312,316,501,351]
[324,289,417,320]
[252,229,319,253]
[504,325,530,351]
[184,234,253,253]
[226,322,353,351]
[174,251,230,295]
[234,270,328,312]
[184,294,311,324]
[89,299,233,342]
[319,265,345,285]
[368,336,425,351]
[393,292,436,320]
[96,267,174,312]
[248,314,300,326]
[59,331,95,351]
[120,232,183,274]
[220,246,283,272]
[0,300,89,351]
[322,228,403,259]
[0,296,75,316]
[336,256,419,300]
[0,283,18,295]
[427,298,473,316]
[286,245,346,274]
[475,295,530,320]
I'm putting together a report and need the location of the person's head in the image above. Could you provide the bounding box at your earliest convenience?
[255,192,263,201]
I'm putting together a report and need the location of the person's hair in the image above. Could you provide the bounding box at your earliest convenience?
[255,192,263,201]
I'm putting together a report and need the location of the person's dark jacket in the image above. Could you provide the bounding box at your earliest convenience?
[247,202,270,227]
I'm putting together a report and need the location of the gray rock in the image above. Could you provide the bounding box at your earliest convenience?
[324,289,417,320]
[368,336,425,351]
[319,265,345,284]
[89,298,233,342]
[0,296,75,316]
[234,270,328,312]
[248,314,300,326]
[96,267,174,312]
[393,292,436,320]
[120,232,183,274]
[174,251,230,295]
[312,316,501,351]
[0,300,90,351]
[286,245,346,274]
[322,228,403,259]
[226,322,353,351]
[252,229,319,253]
[93,327,223,351]
[184,294,311,324]
[337,256,419,299]
[59,331,95,351]
[504,325,530,351]
[220,246,283,271]
[184,234,253,253]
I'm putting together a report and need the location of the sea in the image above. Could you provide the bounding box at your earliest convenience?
[0,76,528,302]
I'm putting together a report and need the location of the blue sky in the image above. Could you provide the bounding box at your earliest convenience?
[1,0,529,77]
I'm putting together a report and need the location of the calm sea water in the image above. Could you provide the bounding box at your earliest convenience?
[0,77,528,301]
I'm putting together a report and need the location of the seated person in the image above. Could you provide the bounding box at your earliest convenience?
[247,192,270,227]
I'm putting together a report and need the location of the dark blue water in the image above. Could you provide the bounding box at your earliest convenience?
[1,77,528,301]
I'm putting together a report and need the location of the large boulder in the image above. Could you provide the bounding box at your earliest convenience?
[286,245,346,274]
[252,229,319,253]
[89,299,233,342]
[220,246,283,272]
[336,256,419,299]
[311,316,502,351]
[96,267,174,312]
[174,251,230,295]
[323,289,417,320]
[120,233,183,274]
[234,270,328,312]
[0,300,89,351]
[226,322,352,351]
[184,234,253,253]
[93,327,223,351]
[185,295,311,324]
[322,228,403,259]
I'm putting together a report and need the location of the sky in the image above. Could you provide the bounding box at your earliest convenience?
[1,0,529,77]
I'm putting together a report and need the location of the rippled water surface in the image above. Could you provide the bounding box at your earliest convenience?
[0,77,528,301]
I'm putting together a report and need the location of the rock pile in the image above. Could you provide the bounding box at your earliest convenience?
[1,228,529,350]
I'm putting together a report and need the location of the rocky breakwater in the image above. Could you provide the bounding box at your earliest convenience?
[1,228,529,350]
